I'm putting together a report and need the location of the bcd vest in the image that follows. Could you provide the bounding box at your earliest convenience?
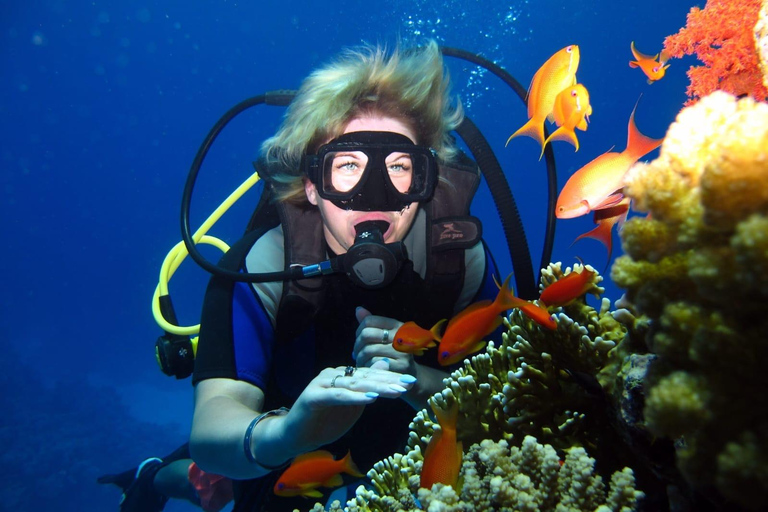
[254,152,483,342]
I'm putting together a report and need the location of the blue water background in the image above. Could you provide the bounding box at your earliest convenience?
[2,1,698,510]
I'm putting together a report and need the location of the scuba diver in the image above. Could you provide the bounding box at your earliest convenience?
[99,39,557,512]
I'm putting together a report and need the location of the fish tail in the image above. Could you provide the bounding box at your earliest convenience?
[506,117,545,151]
[494,273,529,311]
[431,399,459,432]
[542,126,579,156]
[430,319,447,342]
[625,99,663,161]
[340,451,364,478]
[573,223,613,271]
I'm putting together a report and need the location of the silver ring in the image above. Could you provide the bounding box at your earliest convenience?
[344,366,356,377]
[331,375,343,388]
[382,329,390,344]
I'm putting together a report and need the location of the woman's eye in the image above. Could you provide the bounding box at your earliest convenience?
[336,161,360,172]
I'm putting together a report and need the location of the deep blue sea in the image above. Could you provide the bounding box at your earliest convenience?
[2,1,698,510]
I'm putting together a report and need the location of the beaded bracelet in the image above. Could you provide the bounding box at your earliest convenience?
[243,407,290,469]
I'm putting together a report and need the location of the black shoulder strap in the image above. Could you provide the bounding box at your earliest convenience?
[423,155,483,311]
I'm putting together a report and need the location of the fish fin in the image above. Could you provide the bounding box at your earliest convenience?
[593,193,625,210]
[322,474,344,488]
[300,488,324,498]
[341,450,364,478]
[625,97,663,161]
[647,78,654,85]
[574,223,613,260]
[430,319,447,341]
[431,400,459,431]
[659,51,671,65]
[468,340,487,358]
[629,60,640,68]
[505,117,545,151]
[543,126,579,154]
[630,41,657,61]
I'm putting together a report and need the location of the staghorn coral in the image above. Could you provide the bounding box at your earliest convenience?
[663,0,768,105]
[342,437,642,512]
[612,91,768,509]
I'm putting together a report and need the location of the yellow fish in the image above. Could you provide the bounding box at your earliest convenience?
[506,45,580,153]
[629,41,670,84]
[542,83,592,158]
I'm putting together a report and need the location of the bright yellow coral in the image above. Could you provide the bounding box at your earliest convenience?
[612,91,768,510]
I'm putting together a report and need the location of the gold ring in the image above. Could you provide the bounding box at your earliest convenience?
[382,329,390,343]
[344,366,355,377]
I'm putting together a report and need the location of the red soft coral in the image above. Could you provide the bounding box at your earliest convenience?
[663,0,768,105]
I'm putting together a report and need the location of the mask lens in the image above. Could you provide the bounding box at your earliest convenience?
[324,151,368,193]
[321,149,428,197]
[384,151,414,193]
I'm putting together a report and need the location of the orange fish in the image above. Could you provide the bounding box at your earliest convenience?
[516,300,557,330]
[506,45,580,152]
[573,197,631,267]
[273,450,363,498]
[392,319,446,356]
[555,100,662,219]
[437,274,521,366]
[629,41,670,84]
[539,258,597,307]
[542,83,592,157]
[420,401,463,490]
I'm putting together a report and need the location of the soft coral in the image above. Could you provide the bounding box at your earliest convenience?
[664,0,768,105]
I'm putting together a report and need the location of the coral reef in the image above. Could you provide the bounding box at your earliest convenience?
[333,437,642,512]
[301,264,658,511]
[663,0,768,105]
[612,92,768,509]
[758,0,768,89]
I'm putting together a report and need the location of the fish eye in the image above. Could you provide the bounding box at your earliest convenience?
[276,483,284,490]
[571,90,578,96]
[441,351,450,358]
[653,66,659,72]
[566,46,572,52]
[396,338,403,345]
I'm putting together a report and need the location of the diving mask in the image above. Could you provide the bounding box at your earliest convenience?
[304,131,438,211]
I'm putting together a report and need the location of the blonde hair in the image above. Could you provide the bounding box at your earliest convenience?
[261,40,464,203]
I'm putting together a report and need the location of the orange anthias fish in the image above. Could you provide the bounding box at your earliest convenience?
[437,274,520,366]
[539,258,597,307]
[629,41,670,84]
[542,83,592,157]
[516,300,557,330]
[273,450,363,498]
[420,401,463,491]
[392,319,446,356]
[506,45,580,152]
[572,197,631,267]
[555,101,662,219]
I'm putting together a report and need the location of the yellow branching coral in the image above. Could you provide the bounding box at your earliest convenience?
[341,437,643,512]
[612,91,768,509]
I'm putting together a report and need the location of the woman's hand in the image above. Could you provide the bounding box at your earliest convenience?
[353,307,449,411]
[353,306,417,377]
[280,360,414,454]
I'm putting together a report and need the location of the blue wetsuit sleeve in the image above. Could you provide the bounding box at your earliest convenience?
[192,233,276,391]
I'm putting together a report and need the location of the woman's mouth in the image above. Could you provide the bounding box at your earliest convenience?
[353,216,392,239]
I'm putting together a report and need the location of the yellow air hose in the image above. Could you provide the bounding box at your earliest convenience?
[152,171,262,336]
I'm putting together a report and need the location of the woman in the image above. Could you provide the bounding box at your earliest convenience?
[104,40,503,512]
